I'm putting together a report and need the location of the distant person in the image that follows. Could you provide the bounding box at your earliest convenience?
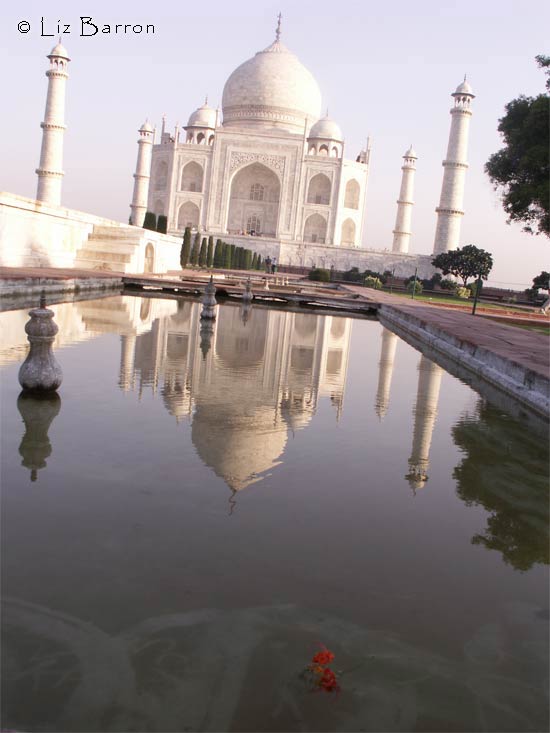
[271,257,277,274]
[265,256,272,273]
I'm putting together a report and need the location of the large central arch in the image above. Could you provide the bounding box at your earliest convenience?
[227,163,280,237]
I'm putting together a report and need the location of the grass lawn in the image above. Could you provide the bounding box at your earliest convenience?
[386,290,536,315]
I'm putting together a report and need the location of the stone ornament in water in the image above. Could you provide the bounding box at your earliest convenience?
[18,294,63,393]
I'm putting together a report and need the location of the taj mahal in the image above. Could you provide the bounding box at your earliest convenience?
[136,17,370,249]
[1,16,475,277]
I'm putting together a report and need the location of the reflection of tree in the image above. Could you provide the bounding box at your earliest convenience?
[453,402,549,571]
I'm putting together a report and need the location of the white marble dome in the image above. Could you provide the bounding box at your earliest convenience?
[308,116,343,141]
[187,102,217,129]
[454,79,474,96]
[222,39,322,134]
[48,43,70,59]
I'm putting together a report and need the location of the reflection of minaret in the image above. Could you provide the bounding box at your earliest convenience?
[375,329,398,420]
[17,393,61,482]
[406,355,443,491]
[119,334,136,391]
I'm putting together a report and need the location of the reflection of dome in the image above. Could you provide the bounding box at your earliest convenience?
[308,116,343,142]
[222,39,322,133]
[192,407,287,491]
[187,102,217,129]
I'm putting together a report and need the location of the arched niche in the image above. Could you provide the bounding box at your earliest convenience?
[227,162,280,237]
[307,173,331,205]
[181,161,203,192]
[155,160,168,190]
[144,243,155,274]
[341,218,356,246]
[303,213,327,244]
[177,201,200,230]
[344,179,360,209]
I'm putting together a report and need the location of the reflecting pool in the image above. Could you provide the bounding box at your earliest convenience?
[1,295,548,732]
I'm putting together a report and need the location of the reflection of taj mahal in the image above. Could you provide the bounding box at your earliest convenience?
[120,302,351,491]
[2,297,443,491]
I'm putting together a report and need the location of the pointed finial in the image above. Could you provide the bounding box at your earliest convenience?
[39,289,46,309]
[326,107,329,118]
[205,94,208,105]
[275,12,282,41]
[58,35,62,43]
[464,73,467,82]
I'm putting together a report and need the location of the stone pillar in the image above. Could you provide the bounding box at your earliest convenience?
[433,79,475,255]
[375,329,398,419]
[406,355,443,491]
[36,43,70,206]
[130,121,154,227]
[392,146,417,254]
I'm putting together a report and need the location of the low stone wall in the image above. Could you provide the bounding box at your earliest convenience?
[379,304,550,421]
[217,233,435,279]
[0,192,181,273]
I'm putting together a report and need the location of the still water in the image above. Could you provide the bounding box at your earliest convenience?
[1,295,548,732]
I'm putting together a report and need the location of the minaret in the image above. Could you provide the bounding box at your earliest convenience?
[433,79,475,255]
[392,145,417,253]
[406,355,443,491]
[129,121,154,227]
[36,43,70,206]
[375,329,398,419]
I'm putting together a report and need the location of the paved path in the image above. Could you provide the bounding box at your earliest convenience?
[343,284,549,380]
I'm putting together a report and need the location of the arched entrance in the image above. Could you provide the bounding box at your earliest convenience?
[177,201,200,230]
[303,213,327,243]
[227,163,280,237]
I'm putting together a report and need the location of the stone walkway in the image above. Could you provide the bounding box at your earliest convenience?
[342,284,549,379]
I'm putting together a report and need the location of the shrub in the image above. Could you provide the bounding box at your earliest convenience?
[455,286,471,299]
[364,275,383,289]
[342,267,362,282]
[156,215,167,234]
[308,268,330,282]
[213,239,222,267]
[207,236,214,267]
[439,278,456,290]
[223,244,232,269]
[199,237,207,267]
[407,280,423,295]
[143,211,157,231]
[180,227,191,268]
[190,232,201,266]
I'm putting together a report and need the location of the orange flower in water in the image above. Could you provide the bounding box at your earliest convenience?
[319,667,339,692]
[312,646,335,666]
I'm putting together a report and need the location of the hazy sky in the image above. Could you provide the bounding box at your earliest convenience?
[2,0,548,287]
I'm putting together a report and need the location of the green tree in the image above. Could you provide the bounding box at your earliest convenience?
[143,211,157,231]
[180,227,191,269]
[531,270,550,292]
[245,249,253,270]
[485,56,550,236]
[432,244,493,287]
[207,236,214,267]
[156,214,167,234]
[224,243,232,269]
[251,252,257,269]
[229,245,236,268]
[213,239,222,267]
[190,232,201,266]
[308,268,330,282]
[256,254,262,270]
[199,237,207,266]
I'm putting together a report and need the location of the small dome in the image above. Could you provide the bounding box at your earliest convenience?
[187,102,217,129]
[140,121,154,132]
[48,43,70,60]
[453,79,474,96]
[308,116,343,141]
[404,144,417,159]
